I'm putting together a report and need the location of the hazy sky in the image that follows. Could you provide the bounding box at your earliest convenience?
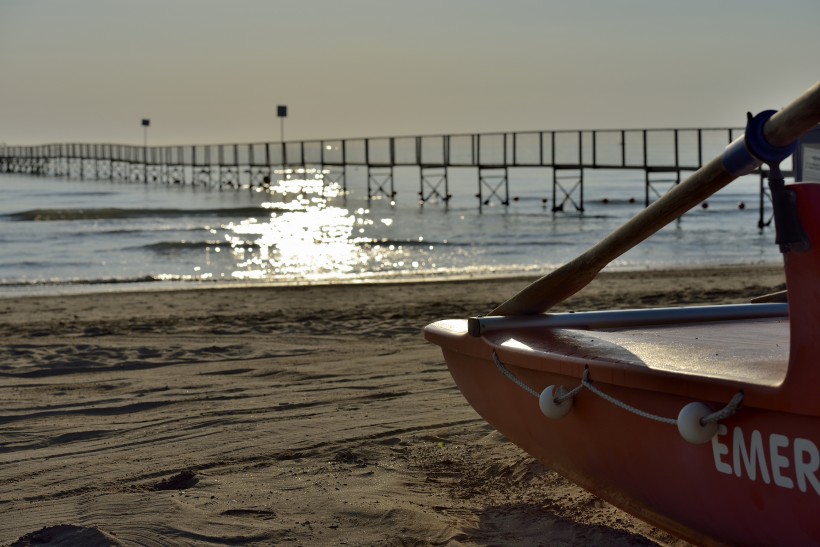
[1,0,818,146]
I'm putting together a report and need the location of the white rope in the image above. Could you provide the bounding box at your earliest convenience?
[578,371,677,425]
[492,351,539,398]
[492,350,743,426]
[701,391,744,424]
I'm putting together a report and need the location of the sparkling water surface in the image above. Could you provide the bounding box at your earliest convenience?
[0,167,781,296]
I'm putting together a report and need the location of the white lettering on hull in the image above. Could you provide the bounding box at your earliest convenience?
[711,425,820,495]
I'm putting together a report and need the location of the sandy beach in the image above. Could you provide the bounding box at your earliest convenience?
[0,264,786,546]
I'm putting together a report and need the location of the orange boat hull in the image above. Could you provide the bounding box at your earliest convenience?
[424,183,820,545]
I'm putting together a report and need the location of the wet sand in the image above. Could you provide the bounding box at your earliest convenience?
[0,264,785,546]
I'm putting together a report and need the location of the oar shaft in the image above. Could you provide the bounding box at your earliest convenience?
[491,157,732,315]
[765,83,820,147]
[471,303,788,337]
[491,82,820,316]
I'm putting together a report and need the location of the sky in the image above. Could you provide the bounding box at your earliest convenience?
[1,0,818,146]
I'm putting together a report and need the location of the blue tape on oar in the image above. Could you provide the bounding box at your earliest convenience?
[722,110,798,176]
[745,110,798,165]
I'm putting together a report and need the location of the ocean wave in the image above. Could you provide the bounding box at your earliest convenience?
[360,238,467,248]
[137,240,255,252]
[0,265,540,296]
[361,237,572,248]
[94,226,212,236]
[3,206,283,222]
[48,191,119,198]
[131,237,564,253]
[0,275,163,288]
[133,237,460,253]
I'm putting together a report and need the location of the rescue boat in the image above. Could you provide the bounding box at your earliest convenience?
[424,82,820,545]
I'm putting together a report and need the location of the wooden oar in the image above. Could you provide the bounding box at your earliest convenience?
[491,82,820,316]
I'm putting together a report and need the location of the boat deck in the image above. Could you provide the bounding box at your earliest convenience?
[492,317,790,386]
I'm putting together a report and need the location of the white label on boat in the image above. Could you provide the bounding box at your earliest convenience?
[802,143,820,181]
[711,425,820,495]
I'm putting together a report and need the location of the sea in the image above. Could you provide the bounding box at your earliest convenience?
[0,166,783,297]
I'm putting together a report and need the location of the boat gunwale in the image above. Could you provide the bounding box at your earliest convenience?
[424,308,799,415]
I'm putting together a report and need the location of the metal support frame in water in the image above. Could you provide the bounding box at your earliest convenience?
[419,166,449,206]
[645,167,681,206]
[552,168,584,212]
[367,166,395,202]
[0,126,793,225]
[478,167,509,210]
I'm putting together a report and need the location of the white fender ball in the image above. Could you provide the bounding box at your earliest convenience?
[539,385,573,419]
[677,402,719,444]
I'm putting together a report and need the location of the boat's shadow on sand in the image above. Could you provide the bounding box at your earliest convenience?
[468,502,662,546]
[416,427,686,546]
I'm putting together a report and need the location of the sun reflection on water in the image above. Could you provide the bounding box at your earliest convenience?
[214,169,423,282]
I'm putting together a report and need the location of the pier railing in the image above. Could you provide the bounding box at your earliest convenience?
[0,127,785,226]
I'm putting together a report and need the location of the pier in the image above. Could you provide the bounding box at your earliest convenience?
[0,127,786,227]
